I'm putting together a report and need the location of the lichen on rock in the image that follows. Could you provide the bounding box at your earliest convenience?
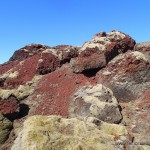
[0,113,12,147]
[69,84,122,123]
[11,115,128,150]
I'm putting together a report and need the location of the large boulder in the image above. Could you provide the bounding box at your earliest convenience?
[36,53,61,75]
[0,95,19,120]
[70,49,106,73]
[0,113,12,147]
[96,51,150,101]
[11,115,130,150]
[9,44,50,61]
[69,84,122,123]
[71,30,135,73]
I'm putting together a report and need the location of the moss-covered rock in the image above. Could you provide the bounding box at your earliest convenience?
[11,115,129,150]
[0,113,12,147]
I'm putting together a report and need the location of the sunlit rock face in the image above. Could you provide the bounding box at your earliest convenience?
[0,30,150,150]
[71,30,135,73]
[11,115,129,150]
[96,50,150,101]
[69,84,122,123]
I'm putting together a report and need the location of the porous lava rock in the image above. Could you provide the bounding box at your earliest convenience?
[69,84,122,123]
[0,95,19,120]
[96,51,150,101]
[36,53,61,75]
[71,30,135,73]
[0,30,150,149]
[30,64,96,116]
[70,49,106,73]
[9,44,50,61]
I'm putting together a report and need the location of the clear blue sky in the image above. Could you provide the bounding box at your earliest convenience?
[0,0,150,64]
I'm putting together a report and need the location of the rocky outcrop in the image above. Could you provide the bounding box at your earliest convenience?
[69,84,122,123]
[0,96,19,120]
[0,113,12,147]
[36,53,61,75]
[11,115,129,150]
[0,30,150,149]
[70,50,106,73]
[71,30,135,73]
[96,51,150,101]
[30,64,95,116]
[9,44,50,61]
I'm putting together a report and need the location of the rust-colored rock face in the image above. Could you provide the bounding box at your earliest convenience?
[0,96,19,119]
[71,30,135,73]
[0,30,150,149]
[31,65,96,116]
[36,53,61,75]
[9,44,50,61]
[96,51,150,101]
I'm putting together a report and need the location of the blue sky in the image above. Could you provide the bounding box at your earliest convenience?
[0,0,150,64]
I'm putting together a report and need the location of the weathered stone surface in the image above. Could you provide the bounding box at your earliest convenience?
[71,30,135,73]
[70,51,106,73]
[30,64,96,116]
[0,30,150,149]
[11,115,129,150]
[0,75,41,100]
[105,35,135,62]
[9,44,50,61]
[134,41,150,51]
[0,95,19,119]
[134,42,150,61]
[69,84,122,123]
[96,51,150,101]
[120,89,150,140]
[36,53,61,75]
[48,45,79,63]
[0,113,12,147]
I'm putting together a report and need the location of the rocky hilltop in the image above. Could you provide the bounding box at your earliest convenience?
[0,30,150,150]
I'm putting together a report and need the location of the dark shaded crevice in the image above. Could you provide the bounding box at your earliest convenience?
[0,78,6,87]
[4,104,29,121]
[4,112,19,122]
[82,68,101,78]
[18,103,29,119]
[60,59,71,65]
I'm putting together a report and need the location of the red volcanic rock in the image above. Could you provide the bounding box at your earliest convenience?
[0,61,19,75]
[3,54,41,89]
[0,96,19,119]
[53,45,79,63]
[1,45,78,89]
[96,51,150,101]
[36,53,61,75]
[30,64,96,116]
[70,50,106,73]
[71,30,135,73]
[1,30,150,149]
[104,34,135,62]
[9,44,50,61]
